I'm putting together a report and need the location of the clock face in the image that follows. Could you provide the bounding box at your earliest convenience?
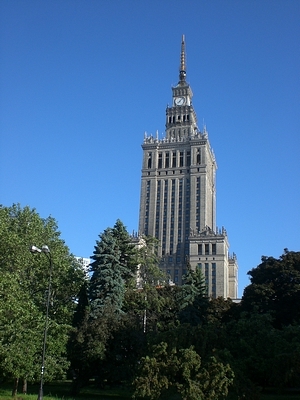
[174,97,186,106]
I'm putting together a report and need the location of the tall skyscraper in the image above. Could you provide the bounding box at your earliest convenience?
[138,36,238,298]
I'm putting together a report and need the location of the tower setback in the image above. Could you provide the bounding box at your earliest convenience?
[138,36,238,298]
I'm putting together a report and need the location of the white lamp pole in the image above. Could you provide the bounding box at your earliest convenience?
[30,245,53,400]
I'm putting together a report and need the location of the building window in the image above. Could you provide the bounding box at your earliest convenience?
[147,153,152,169]
[165,152,169,168]
[205,244,209,255]
[158,153,162,169]
[212,263,216,276]
[186,151,191,166]
[172,152,176,168]
[180,151,184,167]
[198,244,202,255]
[212,243,216,255]
[196,148,201,164]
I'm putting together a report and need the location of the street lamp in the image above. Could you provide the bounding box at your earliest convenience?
[30,245,53,400]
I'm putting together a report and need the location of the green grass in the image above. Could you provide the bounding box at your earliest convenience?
[0,381,132,400]
[0,381,299,400]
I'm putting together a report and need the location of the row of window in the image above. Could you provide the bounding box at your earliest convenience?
[147,149,201,169]
[196,177,201,231]
[167,114,190,124]
[146,178,191,259]
[144,181,151,235]
[198,243,217,255]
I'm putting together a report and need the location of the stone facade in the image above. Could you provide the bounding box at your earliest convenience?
[138,36,238,298]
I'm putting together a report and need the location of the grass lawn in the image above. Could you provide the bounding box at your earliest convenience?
[0,381,132,400]
[0,381,299,400]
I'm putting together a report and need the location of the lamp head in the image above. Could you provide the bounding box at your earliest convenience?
[41,245,50,254]
[30,245,42,254]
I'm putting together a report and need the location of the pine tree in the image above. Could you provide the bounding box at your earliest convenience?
[136,236,165,289]
[90,228,126,316]
[178,264,209,325]
[111,219,138,284]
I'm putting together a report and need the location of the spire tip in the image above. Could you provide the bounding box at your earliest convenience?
[179,35,186,82]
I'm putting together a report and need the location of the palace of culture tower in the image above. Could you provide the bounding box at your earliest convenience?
[138,36,238,299]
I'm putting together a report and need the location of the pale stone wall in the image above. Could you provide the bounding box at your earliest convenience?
[137,39,238,298]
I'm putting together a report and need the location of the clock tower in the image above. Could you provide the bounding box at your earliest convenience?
[138,36,238,298]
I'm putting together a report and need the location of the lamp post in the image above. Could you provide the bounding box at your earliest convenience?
[30,245,53,400]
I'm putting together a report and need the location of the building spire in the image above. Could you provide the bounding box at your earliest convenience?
[179,34,187,83]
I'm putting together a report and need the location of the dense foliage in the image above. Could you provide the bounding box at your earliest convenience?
[71,225,300,400]
[1,206,299,399]
[0,204,86,395]
[242,249,300,327]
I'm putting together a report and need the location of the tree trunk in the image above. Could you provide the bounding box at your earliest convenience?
[22,379,27,394]
[12,377,19,397]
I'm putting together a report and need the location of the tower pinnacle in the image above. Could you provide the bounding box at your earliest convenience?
[179,34,186,83]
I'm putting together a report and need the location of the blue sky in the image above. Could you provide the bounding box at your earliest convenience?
[1,0,299,297]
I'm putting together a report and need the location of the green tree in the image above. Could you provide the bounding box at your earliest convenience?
[89,220,139,316]
[69,221,138,391]
[225,312,276,390]
[0,204,85,394]
[90,227,126,316]
[223,311,300,395]
[177,265,209,326]
[133,342,234,400]
[111,219,138,284]
[67,281,90,394]
[90,235,171,386]
[269,324,300,388]
[136,236,165,288]
[0,271,41,394]
[124,236,167,333]
[242,249,300,327]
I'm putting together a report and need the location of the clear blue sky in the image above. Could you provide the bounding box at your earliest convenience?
[1,0,299,297]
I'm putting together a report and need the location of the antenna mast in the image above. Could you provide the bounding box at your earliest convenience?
[179,34,187,83]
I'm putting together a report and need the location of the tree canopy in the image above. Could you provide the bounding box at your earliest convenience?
[2,207,300,399]
[0,204,85,393]
[242,249,300,327]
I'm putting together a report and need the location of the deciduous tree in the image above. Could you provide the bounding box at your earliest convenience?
[133,341,234,400]
[242,249,300,327]
[0,204,85,393]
